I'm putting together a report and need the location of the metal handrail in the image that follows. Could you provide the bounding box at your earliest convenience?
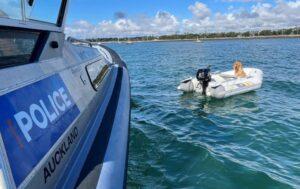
[67,37,93,47]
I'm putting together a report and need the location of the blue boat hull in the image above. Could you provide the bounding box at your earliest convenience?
[0,44,130,189]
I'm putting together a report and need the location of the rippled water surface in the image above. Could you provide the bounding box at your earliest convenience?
[108,38,300,189]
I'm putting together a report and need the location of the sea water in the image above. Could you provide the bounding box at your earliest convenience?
[108,38,300,188]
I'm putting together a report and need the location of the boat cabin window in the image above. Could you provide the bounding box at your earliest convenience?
[86,61,110,90]
[26,0,63,24]
[0,28,40,67]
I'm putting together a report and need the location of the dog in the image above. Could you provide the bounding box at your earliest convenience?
[233,61,246,78]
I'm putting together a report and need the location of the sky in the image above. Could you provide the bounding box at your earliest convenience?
[65,0,300,38]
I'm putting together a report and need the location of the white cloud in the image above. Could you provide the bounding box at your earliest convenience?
[188,2,211,19]
[66,11,179,38]
[65,20,94,39]
[183,0,300,33]
[65,19,142,39]
[66,0,300,38]
[288,0,300,7]
[151,11,180,33]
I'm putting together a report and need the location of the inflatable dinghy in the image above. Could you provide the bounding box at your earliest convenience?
[177,67,263,99]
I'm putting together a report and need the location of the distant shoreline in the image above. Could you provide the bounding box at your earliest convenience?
[97,35,300,44]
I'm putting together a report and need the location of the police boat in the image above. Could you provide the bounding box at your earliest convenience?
[177,66,263,99]
[0,1,130,189]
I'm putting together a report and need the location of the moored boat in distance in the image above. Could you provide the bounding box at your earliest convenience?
[195,37,202,43]
[0,0,130,189]
[125,40,134,44]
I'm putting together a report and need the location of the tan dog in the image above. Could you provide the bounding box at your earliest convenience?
[233,61,246,78]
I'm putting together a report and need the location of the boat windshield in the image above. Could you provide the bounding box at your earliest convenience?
[0,0,22,20]
[0,0,63,24]
[25,0,63,24]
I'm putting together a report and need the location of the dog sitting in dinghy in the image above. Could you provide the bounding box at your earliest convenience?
[233,61,246,78]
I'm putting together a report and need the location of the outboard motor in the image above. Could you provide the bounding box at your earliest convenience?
[196,66,211,95]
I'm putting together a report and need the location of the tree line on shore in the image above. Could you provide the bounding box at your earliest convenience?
[87,27,300,42]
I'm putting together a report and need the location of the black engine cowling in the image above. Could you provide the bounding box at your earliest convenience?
[196,67,211,95]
